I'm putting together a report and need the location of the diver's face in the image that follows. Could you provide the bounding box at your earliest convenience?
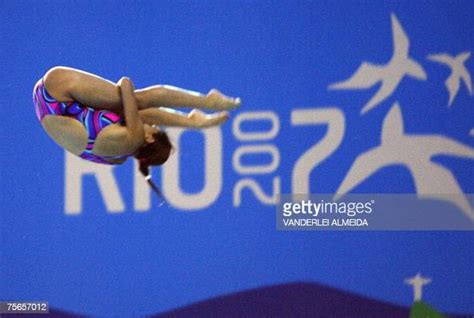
[143,124,160,144]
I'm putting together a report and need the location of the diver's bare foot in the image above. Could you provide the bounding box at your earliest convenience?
[189,109,229,128]
[206,89,241,110]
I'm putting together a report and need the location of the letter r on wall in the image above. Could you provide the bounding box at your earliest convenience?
[65,152,125,215]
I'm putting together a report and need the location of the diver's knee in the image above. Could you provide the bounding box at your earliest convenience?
[43,66,79,100]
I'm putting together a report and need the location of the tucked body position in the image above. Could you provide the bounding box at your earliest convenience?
[33,66,240,194]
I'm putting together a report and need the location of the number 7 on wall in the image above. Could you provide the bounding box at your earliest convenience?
[291,108,345,200]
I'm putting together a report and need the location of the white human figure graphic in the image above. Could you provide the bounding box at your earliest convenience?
[334,103,474,221]
[328,14,427,114]
[427,52,473,106]
[405,273,431,302]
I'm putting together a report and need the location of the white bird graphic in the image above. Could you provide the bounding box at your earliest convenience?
[405,273,431,302]
[328,14,427,114]
[427,52,472,107]
[334,102,474,221]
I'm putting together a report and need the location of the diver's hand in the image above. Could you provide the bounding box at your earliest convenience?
[188,109,229,128]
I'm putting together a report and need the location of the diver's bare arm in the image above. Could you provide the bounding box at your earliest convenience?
[119,77,145,150]
[139,107,229,129]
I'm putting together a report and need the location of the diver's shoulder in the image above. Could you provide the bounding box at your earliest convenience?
[93,124,133,156]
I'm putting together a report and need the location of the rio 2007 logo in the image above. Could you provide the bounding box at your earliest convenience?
[64,14,474,219]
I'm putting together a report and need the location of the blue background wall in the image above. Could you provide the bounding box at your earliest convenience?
[1,1,473,316]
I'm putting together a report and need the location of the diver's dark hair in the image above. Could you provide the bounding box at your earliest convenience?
[135,131,173,197]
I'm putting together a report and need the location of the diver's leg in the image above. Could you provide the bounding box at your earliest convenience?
[43,66,124,112]
[43,67,240,113]
[135,85,240,110]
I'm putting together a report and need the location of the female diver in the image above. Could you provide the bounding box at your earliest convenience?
[33,66,240,194]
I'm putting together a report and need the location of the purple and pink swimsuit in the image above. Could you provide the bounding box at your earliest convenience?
[33,79,131,165]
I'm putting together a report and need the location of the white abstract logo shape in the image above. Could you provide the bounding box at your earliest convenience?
[405,273,431,302]
[335,103,474,220]
[328,14,427,114]
[427,52,473,106]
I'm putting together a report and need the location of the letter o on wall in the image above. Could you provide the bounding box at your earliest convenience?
[233,111,280,141]
[233,145,280,174]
